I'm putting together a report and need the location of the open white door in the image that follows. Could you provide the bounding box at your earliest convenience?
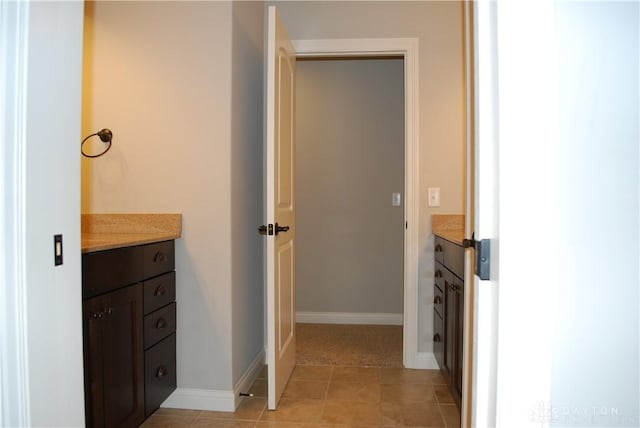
[472,1,561,426]
[265,5,296,411]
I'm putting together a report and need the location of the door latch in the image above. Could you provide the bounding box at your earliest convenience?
[258,224,274,236]
[463,233,491,280]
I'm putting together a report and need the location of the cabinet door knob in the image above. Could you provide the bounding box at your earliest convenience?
[434,296,441,304]
[435,244,442,252]
[153,252,166,263]
[433,334,441,342]
[155,285,167,297]
[156,366,168,378]
[435,270,442,278]
[156,318,167,329]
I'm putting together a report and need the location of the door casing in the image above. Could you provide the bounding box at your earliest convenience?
[292,38,424,369]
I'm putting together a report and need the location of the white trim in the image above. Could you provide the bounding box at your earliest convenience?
[232,349,265,409]
[292,37,420,370]
[0,1,31,426]
[161,388,236,412]
[162,350,266,412]
[462,2,475,428]
[296,311,403,326]
[415,352,439,370]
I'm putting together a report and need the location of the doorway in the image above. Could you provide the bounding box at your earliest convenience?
[294,56,405,367]
[289,37,421,369]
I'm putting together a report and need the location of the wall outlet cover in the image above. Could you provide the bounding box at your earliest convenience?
[428,187,440,207]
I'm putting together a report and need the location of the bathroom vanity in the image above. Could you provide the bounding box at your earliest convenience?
[81,214,181,427]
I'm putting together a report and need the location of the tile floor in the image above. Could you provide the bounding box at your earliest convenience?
[142,365,461,427]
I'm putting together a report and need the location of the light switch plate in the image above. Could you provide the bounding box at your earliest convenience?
[392,192,401,207]
[428,187,440,207]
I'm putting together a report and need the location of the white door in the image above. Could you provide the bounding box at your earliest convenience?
[265,5,297,411]
[469,1,499,426]
[472,1,562,426]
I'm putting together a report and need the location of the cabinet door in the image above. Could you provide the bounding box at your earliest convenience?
[84,284,144,428]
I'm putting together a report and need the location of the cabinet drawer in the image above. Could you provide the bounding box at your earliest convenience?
[434,237,445,263]
[144,272,176,315]
[441,238,464,279]
[143,241,175,279]
[433,311,444,370]
[82,246,143,299]
[144,303,176,349]
[434,261,446,292]
[144,333,176,417]
[434,282,444,318]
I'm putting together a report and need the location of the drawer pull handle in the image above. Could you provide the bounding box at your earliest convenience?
[155,285,167,297]
[433,334,441,342]
[435,244,442,252]
[435,270,442,278]
[156,366,168,378]
[153,252,166,264]
[434,296,441,304]
[156,318,168,329]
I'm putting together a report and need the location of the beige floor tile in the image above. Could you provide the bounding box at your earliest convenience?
[380,368,433,385]
[153,408,201,418]
[191,418,256,427]
[255,422,326,427]
[283,380,329,400]
[380,384,435,403]
[320,401,382,426]
[438,404,460,428]
[381,401,445,427]
[260,398,325,423]
[140,414,194,427]
[197,397,266,421]
[424,371,447,386]
[291,365,334,382]
[249,379,269,398]
[433,386,455,405]
[331,367,380,384]
[327,382,381,402]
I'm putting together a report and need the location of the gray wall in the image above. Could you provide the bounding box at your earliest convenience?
[230,1,265,386]
[296,58,404,315]
[20,2,85,424]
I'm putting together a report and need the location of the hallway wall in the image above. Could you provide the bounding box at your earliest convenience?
[296,58,404,318]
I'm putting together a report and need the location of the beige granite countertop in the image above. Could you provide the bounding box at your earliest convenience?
[432,214,465,246]
[82,214,182,253]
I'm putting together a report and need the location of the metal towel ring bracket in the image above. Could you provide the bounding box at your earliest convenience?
[81,128,113,158]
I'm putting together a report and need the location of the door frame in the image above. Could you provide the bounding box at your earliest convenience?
[291,38,423,369]
[1,1,31,425]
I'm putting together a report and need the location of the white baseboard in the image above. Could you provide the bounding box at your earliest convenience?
[408,352,439,370]
[296,311,403,325]
[161,349,265,412]
[161,387,235,412]
[232,349,265,408]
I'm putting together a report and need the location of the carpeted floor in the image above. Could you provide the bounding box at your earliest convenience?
[296,323,403,367]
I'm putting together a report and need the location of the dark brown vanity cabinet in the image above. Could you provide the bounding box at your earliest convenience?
[433,236,464,408]
[83,240,176,427]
